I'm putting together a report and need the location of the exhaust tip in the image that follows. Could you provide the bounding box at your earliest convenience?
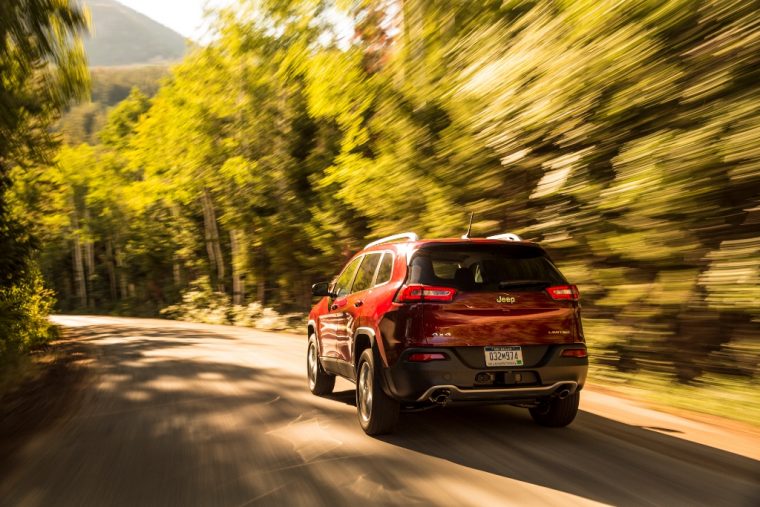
[557,389,571,399]
[429,388,452,405]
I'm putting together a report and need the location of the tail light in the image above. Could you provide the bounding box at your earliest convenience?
[407,352,449,362]
[561,347,588,358]
[396,284,456,302]
[547,285,580,301]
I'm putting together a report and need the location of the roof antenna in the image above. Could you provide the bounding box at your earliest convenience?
[461,212,474,239]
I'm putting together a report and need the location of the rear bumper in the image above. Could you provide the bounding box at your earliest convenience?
[381,345,588,403]
[415,382,578,403]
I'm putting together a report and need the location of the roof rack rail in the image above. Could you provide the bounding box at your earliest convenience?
[487,233,522,242]
[364,232,419,249]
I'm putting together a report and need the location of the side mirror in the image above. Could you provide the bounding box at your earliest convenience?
[312,281,334,298]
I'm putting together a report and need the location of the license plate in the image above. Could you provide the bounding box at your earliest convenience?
[484,346,523,367]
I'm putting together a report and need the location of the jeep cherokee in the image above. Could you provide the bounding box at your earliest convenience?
[307,232,588,435]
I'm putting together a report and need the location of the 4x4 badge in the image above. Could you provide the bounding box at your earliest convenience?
[497,295,516,304]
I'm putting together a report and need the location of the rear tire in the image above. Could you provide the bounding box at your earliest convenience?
[307,334,335,395]
[356,348,399,435]
[529,392,580,427]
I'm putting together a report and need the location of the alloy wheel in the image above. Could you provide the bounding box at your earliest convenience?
[308,342,318,390]
[358,361,373,423]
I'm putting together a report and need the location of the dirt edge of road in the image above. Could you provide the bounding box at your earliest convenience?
[0,328,93,473]
[586,382,760,437]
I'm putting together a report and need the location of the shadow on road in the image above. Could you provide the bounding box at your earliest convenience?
[322,389,760,506]
[3,323,758,507]
[388,406,760,506]
[68,324,241,342]
[1,324,316,506]
[324,389,356,407]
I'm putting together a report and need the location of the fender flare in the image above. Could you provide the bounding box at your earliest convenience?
[307,319,321,355]
[353,326,389,367]
[353,326,396,397]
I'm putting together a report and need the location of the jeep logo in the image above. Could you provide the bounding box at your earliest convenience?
[497,295,516,304]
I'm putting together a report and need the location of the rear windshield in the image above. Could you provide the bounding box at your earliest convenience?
[409,244,566,292]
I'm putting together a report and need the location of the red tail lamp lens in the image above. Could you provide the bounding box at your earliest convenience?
[547,285,580,301]
[407,353,449,362]
[561,347,588,358]
[397,284,456,302]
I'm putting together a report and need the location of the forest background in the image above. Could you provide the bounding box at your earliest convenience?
[2,0,758,421]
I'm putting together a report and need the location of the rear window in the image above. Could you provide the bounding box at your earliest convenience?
[409,244,566,292]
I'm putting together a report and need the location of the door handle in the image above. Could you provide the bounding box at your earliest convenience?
[331,297,347,311]
[354,300,364,308]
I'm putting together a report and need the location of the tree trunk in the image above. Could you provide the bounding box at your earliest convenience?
[171,206,182,288]
[173,257,182,288]
[71,208,87,309]
[106,237,117,302]
[201,189,225,292]
[62,274,73,310]
[257,279,265,306]
[115,244,128,300]
[300,278,311,312]
[230,228,246,305]
[201,193,217,276]
[83,208,95,308]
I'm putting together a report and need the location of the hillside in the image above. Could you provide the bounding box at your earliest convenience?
[58,65,170,144]
[83,0,187,66]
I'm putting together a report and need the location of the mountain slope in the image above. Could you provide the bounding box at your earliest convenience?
[83,0,187,66]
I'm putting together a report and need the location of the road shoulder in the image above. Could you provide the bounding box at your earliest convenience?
[0,329,93,473]
[583,384,760,461]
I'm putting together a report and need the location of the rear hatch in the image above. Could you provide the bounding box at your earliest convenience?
[403,242,581,347]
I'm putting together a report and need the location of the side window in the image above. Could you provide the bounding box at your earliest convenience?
[351,253,382,293]
[334,256,362,297]
[374,253,394,286]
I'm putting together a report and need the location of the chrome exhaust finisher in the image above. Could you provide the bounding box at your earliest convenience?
[429,388,452,405]
[417,381,578,403]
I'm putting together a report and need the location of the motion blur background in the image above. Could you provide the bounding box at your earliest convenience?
[2,0,758,420]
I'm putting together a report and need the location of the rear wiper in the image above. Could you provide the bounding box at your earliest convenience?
[498,280,551,289]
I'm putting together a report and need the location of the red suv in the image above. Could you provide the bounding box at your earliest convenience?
[307,233,588,435]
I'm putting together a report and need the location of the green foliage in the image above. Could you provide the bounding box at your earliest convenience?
[160,277,232,325]
[0,268,56,362]
[0,0,88,362]
[161,277,300,330]
[15,0,760,384]
[88,66,169,104]
[58,65,169,145]
[99,88,151,148]
[0,0,89,165]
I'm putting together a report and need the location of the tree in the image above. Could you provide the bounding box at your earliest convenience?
[15,0,759,384]
[0,0,89,359]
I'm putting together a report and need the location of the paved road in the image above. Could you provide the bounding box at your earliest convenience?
[2,316,758,506]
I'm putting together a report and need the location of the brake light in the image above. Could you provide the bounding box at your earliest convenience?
[397,284,456,302]
[407,353,449,362]
[547,285,580,301]
[561,347,588,358]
